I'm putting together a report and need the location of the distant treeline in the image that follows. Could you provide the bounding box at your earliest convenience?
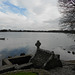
[0,29,75,33]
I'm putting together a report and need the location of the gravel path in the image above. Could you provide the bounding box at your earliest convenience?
[1,66,75,75]
[49,65,75,75]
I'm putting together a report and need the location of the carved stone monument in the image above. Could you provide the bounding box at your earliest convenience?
[35,40,41,49]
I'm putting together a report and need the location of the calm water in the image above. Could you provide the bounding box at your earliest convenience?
[0,32,75,66]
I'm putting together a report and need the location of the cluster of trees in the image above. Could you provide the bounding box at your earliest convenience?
[0,29,75,33]
[58,0,75,30]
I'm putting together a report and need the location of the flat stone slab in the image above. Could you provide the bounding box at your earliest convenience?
[0,65,15,74]
[30,49,52,68]
[15,63,33,69]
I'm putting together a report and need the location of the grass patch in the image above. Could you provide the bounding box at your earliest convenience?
[2,72,37,75]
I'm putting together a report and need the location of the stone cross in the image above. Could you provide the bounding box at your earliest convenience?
[35,40,41,49]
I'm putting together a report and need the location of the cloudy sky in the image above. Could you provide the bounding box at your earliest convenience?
[0,0,61,30]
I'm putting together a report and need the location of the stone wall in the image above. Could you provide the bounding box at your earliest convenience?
[30,49,62,69]
[2,55,32,65]
[30,49,52,68]
[44,57,62,70]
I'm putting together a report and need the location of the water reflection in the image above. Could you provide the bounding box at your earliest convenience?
[61,33,75,56]
[60,45,75,55]
[0,47,30,66]
[0,47,29,59]
[53,47,75,60]
[67,33,75,40]
[61,46,75,55]
[0,32,75,66]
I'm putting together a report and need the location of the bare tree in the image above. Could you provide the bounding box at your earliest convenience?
[58,0,75,30]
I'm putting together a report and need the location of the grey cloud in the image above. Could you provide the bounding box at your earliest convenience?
[0,0,60,30]
[33,6,45,15]
[43,18,60,24]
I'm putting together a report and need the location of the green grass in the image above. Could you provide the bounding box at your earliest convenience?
[2,72,37,75]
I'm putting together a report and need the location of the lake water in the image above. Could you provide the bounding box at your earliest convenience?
[0,32,75,66]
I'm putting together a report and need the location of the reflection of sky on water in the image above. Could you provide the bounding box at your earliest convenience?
[0,46,36,66]
[61,45,75,51]
[0,47,28,58]
[52,47,75,61]
[0,32,75,66]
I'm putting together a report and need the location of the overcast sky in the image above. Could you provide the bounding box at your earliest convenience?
[0,0,61,30]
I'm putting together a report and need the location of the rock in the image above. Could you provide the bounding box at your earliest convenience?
[20,53,25,56]
[30,49,62,69]
[44,58,62,70]
[67,51,71,53]
[72,65,75,71]
[63,48,66,50]
[30,49,51,68]
[8,56,12,58]
[72,52,75,55]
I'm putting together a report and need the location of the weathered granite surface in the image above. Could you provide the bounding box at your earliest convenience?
[30,49,52,68]
[30,49,62,69]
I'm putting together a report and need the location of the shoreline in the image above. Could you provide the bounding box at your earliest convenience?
[0,30,75,34]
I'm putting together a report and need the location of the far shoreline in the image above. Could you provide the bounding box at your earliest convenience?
[0,30,75,34]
